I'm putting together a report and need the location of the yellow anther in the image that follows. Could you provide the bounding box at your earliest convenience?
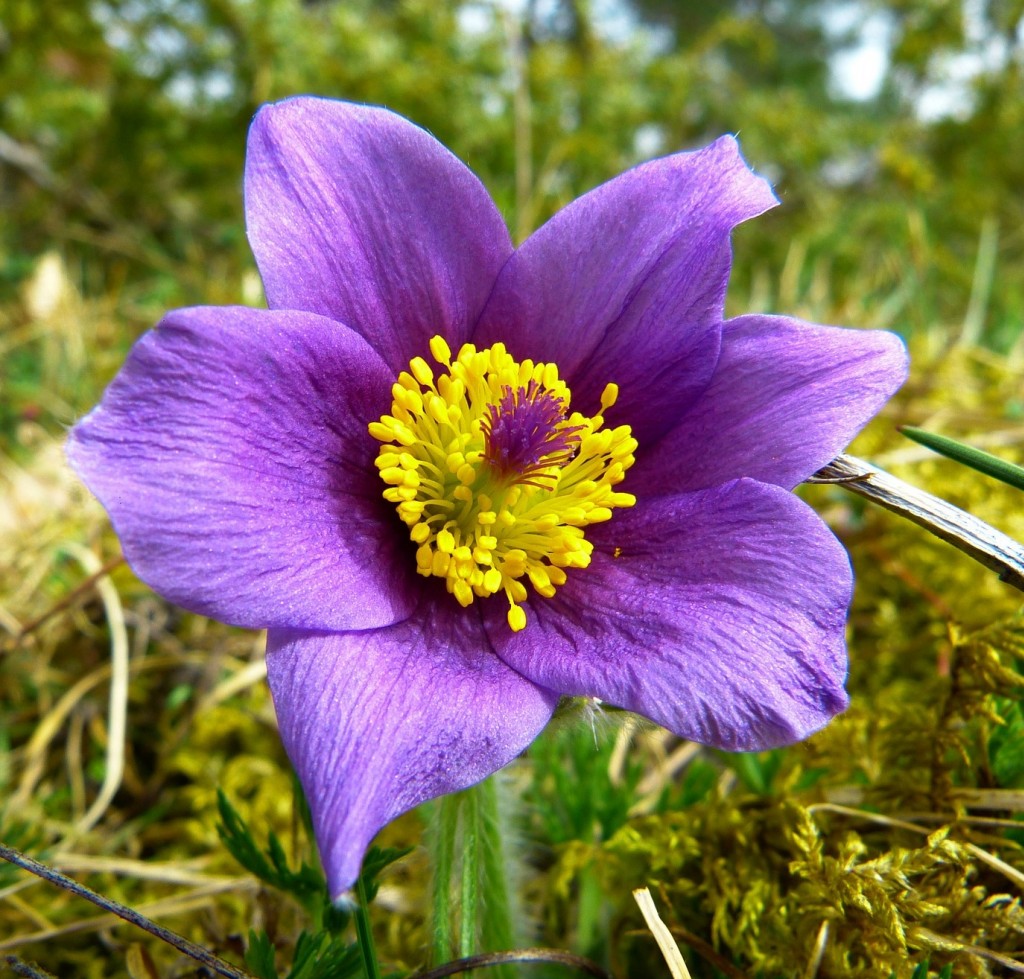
[427,394,449,424]
[411,522,431,543]
[398,501,424,524]
[600,383,619,411]
[483,568,503,593]
[410,357,434,386]
[368,421,396,442]
[430,335,452,365]
[507,604,527,632]
[507,580,528,602]
[431,551,450,576]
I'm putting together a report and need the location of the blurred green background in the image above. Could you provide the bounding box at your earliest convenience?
[3,0,1024,447]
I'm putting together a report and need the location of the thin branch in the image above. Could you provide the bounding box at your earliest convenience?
[12,555,125,641]
[409,948,618,979]
[811,454,1024,592]
[3,955,58,979]
[0,843,254,979]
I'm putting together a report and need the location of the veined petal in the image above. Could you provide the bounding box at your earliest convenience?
[632,314,909,495]
[475,136,778,439]
[266,607,558,898]
[67,306,416,632]
[245,97,514,371]
[487,480,851,751]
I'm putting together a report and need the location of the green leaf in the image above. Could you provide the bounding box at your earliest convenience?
[286,931,365,979]
[244,929,279,979]
[216,790,328,917]
[901,426,1024,492]
[358,845,414,903]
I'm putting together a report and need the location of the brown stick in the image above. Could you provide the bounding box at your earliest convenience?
[13,556,125,640]
[409,948,618,979]
[812,454,1024,592]
[0,843,254,979]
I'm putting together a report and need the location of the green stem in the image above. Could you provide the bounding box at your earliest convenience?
[432,794,461,964]
[575,865,605,962]
[354,873,382,979]
[475,777,516,967]
[459,788,480,960]
[429,779,519,978]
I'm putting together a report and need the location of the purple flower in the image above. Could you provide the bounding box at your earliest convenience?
[67,96,907,899]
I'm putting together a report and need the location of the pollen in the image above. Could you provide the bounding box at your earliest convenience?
[369,336,637,632]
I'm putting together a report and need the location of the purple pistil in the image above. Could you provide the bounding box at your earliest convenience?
[481,381,585,487]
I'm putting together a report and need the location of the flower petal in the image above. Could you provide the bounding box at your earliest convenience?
[631,314,909,495]
[67,305,416,632]
[474,136,778,440]
[487,480,851,751]
[245,97,514,371]
[266,606,558,898]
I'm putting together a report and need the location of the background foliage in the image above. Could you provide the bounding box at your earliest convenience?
[3,0,1024,976]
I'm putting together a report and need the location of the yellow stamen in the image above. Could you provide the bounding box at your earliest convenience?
[369,336,636,631]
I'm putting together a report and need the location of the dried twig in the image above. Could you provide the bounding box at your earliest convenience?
[0,843,254,979]
[812,454,1024,591]
[11,555,125,641]
[3,955,58,979]
[408,948,618,979]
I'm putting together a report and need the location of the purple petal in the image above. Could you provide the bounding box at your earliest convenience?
[631,315,908,495]
[474,136,778,441]
[266,605,558,898]
[486,480,851,751]
[67,305,417,632]
[245,97,514,371]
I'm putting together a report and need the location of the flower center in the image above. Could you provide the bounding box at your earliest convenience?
[368,335,637,632]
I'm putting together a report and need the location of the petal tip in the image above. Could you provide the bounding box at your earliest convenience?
[878,327,911,391]
[706,133,780,214]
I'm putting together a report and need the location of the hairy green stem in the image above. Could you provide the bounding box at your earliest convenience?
[475,777,516,975]
[432,793,462,964]
[459,789,481,960]
[430,778,518,977]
